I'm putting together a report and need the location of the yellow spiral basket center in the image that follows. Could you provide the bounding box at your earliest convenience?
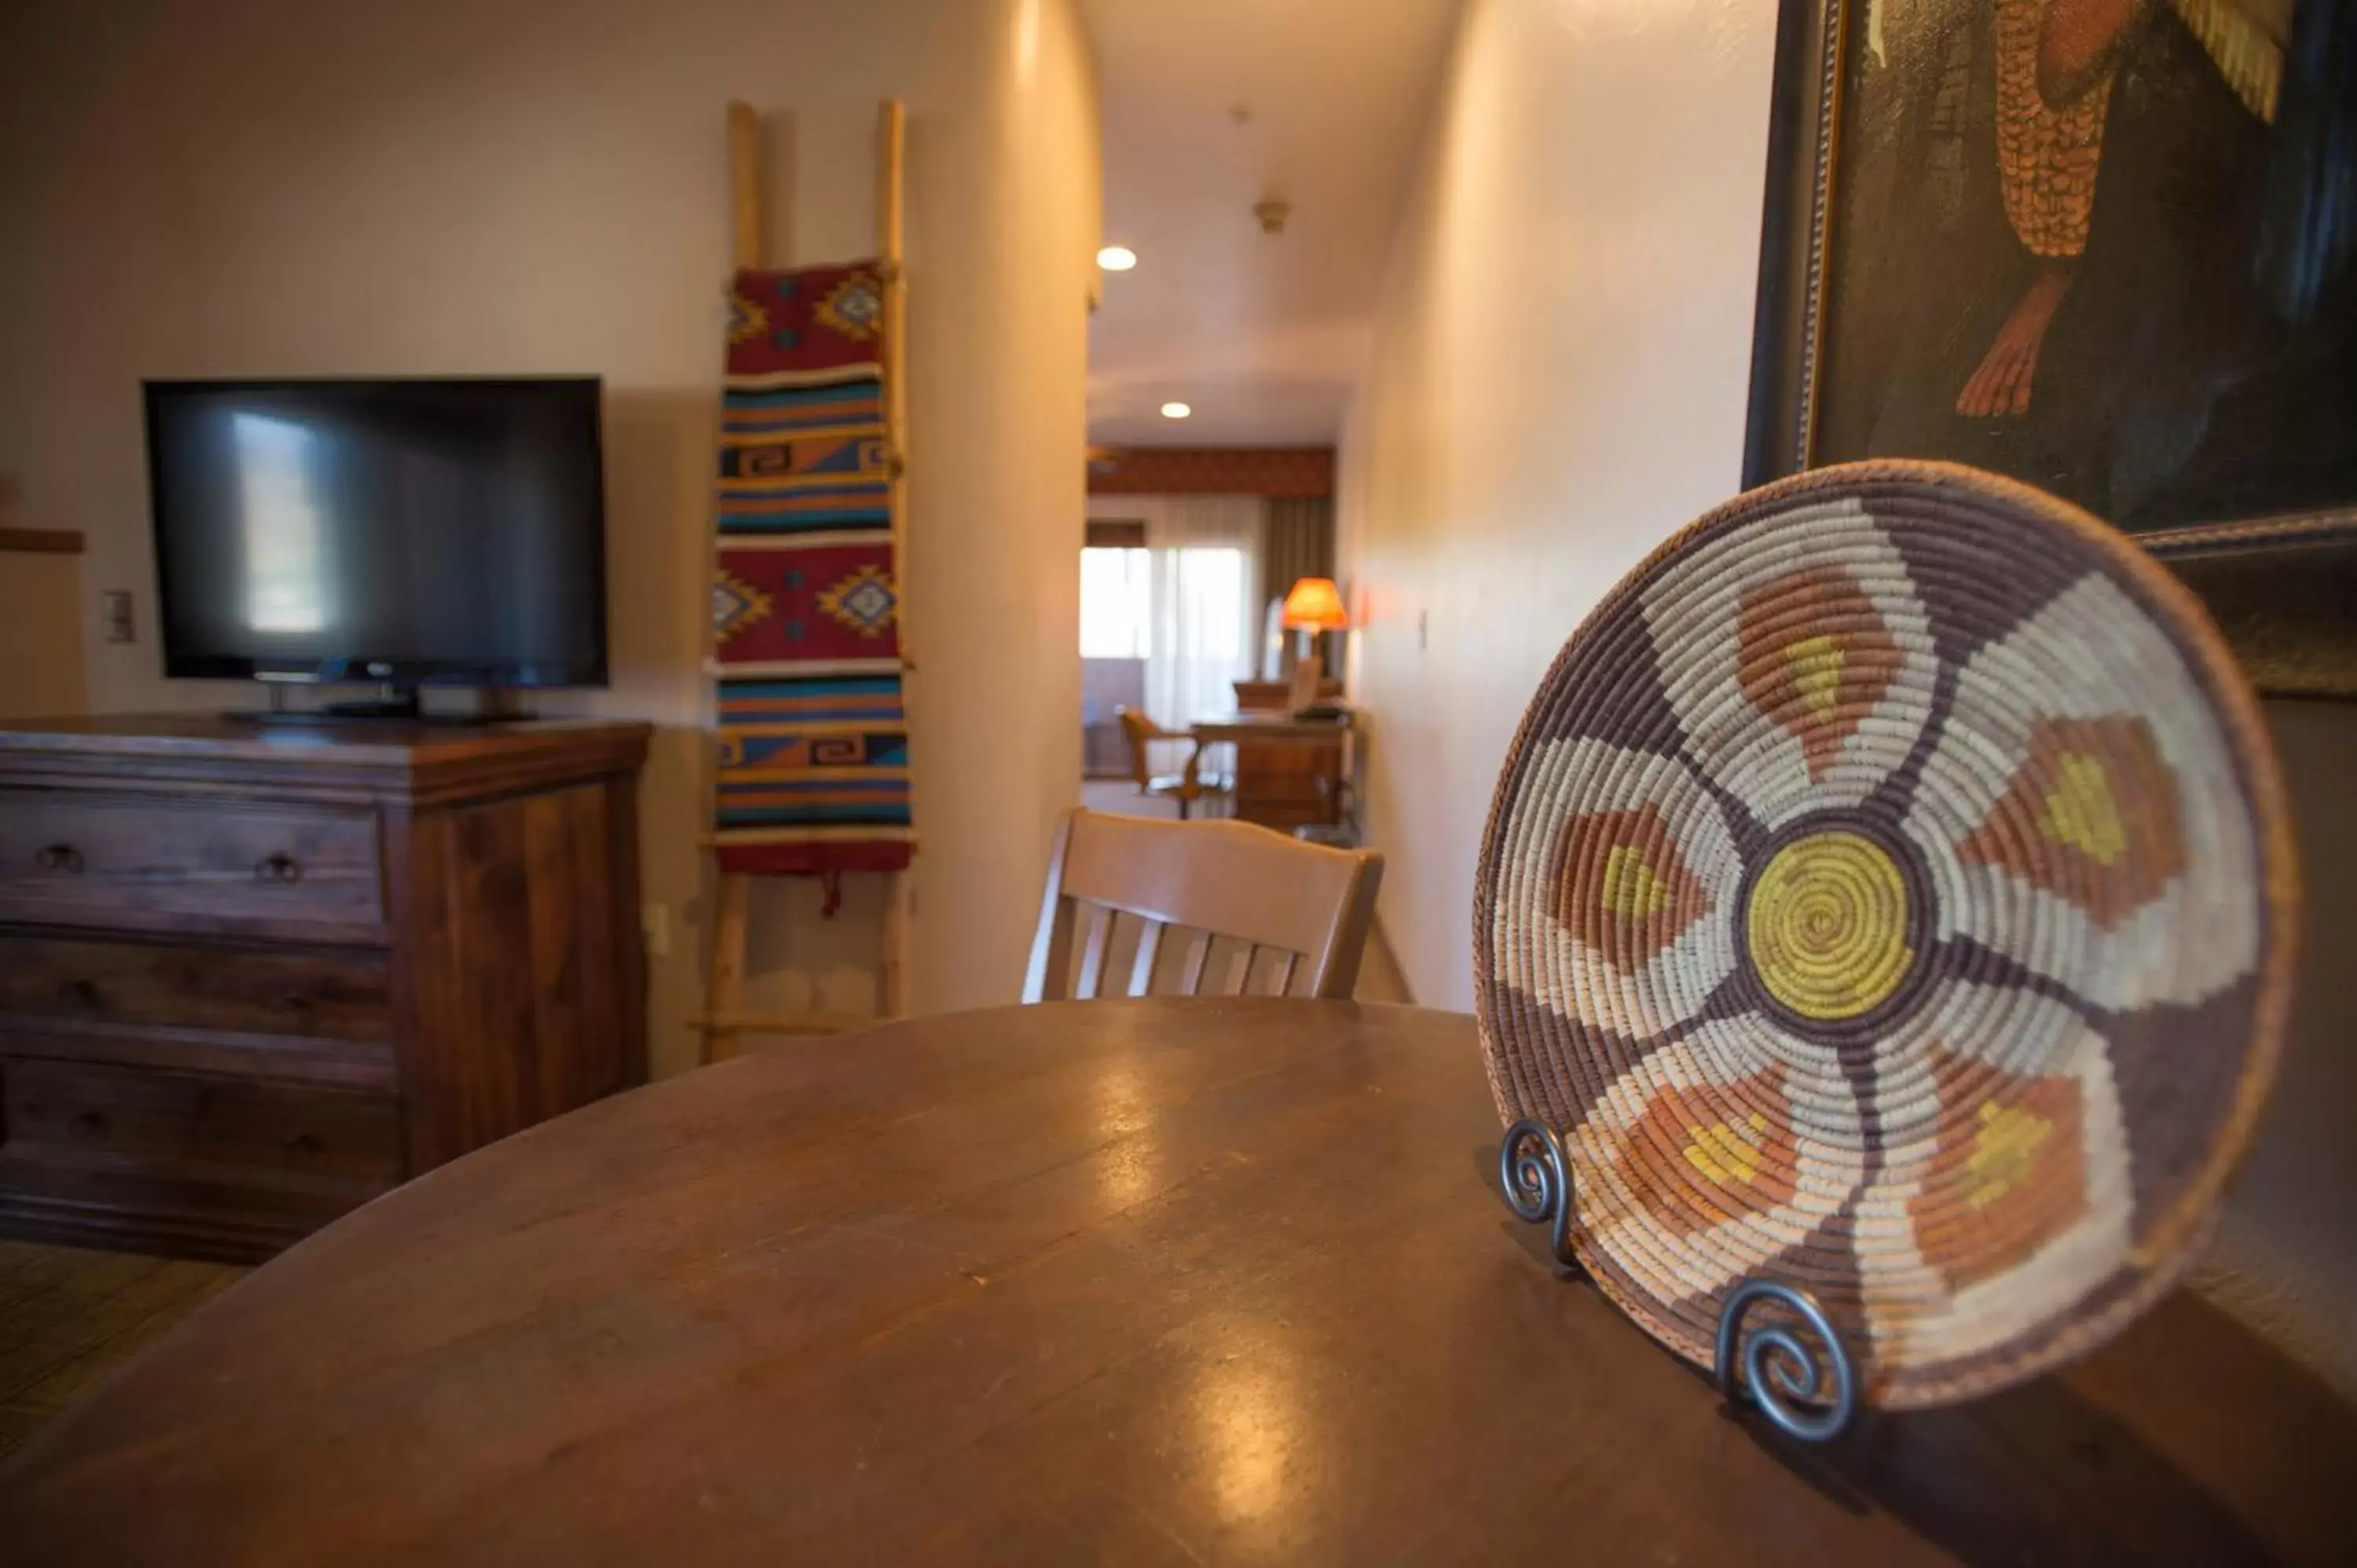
[1746,830,1914,1020]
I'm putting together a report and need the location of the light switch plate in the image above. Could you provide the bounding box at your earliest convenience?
[100,590,135,644]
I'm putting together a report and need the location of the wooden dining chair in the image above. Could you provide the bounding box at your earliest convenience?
[1022,808,1385,1002]
[1115,708,1233,820]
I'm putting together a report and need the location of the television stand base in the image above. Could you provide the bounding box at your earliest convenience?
[321,695,425,720]
[228,685,537,727]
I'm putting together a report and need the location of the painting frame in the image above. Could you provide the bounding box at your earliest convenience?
[1743,0,2357,698]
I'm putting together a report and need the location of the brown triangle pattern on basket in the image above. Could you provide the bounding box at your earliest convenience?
[1550,802,1715,972]
[1956,715,2187,930]
[1474,460,2297,1412]
[1623,1062,1801,1237]
[1736,566,1903,782]
[1906,1046,2090,1295]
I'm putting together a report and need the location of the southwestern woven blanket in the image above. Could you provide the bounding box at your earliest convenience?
[709,261,912,877]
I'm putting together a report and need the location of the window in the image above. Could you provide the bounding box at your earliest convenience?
[1080,497,1260,731]
[1080,546,1152,658]
[1163,546,1246,662]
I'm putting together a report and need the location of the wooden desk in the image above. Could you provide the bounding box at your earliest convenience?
[1200,700,1354,833]
[2,999,2351,1565]
[1189,713,1354,744]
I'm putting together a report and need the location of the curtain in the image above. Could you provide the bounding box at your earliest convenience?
[1262,494,1336,679]
[1141,495,1263,738]
[1085,518,1146,550]
[1263,495,1334,601]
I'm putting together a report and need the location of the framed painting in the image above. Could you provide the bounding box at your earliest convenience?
[1745,0,2357,694]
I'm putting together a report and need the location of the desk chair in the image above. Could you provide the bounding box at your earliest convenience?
[1115,708,1233,821]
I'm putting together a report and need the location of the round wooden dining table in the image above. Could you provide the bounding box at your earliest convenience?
[2,999,2351,1565]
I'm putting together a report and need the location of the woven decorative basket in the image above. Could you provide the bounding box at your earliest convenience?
[1474,461,2297,1409]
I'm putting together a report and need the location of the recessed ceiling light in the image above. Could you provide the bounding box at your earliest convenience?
[1160,401,1192,419]
[1097,245,1138,272]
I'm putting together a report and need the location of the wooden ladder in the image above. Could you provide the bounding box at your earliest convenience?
[692,99,915,1062]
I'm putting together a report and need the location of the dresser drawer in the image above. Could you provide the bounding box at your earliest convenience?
[0,791,383,940]
[0,1057,401,1186]
[0,933,391,1043]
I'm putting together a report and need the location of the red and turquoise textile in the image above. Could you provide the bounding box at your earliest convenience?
[708,262,911,877]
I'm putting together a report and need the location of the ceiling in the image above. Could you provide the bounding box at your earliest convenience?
[1079,0,1461,448]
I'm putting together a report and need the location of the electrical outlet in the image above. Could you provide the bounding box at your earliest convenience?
[640,903,671,958]
[101,591,136,644]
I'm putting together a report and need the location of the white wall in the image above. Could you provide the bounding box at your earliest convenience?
[0,0,1098,1072]
[1341,0,2355,1395]
[1336,0,1780,1010]
[900,0,1098,1019]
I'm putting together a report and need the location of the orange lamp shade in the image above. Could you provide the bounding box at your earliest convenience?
[1280,577,1349,631]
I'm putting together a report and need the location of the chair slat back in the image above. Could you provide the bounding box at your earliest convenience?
[1023,808,1384,1002]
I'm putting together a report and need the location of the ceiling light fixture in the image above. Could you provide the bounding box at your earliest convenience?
[1097,245,1138,272]
[1160,401,1192,419]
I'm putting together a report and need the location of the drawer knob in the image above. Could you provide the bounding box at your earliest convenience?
[35,843,83,874]
[255,853,305,885]
[283,1131,324,1159]
[58,978,101,1009]
[68,1111,109,1142]
[277,993,317,1020]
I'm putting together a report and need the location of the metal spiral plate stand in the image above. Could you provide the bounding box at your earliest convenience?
[1497,1119,1860,1444]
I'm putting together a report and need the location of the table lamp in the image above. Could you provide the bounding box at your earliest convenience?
[1281,576,1347,648]
[1280,576,1349,712]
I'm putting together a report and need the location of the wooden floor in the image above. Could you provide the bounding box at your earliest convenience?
[0,1242,248,1460]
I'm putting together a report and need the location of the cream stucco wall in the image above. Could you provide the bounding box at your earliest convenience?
[0,0,1097,1072]
[1340,0,2353,1395]
[1336,0,1780,1013]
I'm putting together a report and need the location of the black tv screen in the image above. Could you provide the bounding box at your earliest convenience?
[144,378,608,688]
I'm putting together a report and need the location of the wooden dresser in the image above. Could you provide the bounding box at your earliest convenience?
[1228,678,1346,833]
[0,715,651,1261]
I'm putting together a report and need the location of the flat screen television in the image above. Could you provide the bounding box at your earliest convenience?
[143,377,608,711]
